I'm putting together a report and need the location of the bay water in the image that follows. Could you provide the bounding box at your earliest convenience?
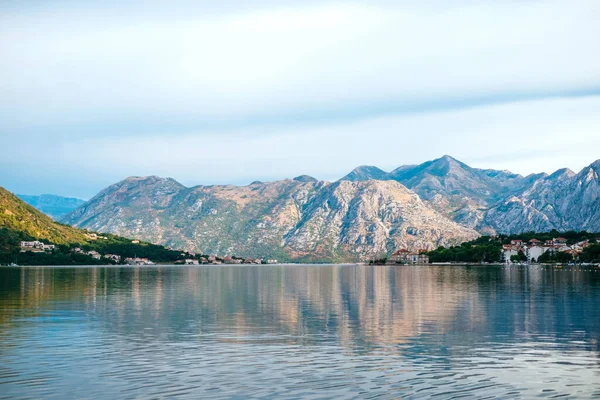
[1,264,599,399]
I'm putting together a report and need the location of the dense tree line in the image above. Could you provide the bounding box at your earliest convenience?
[426,231,600,264]
[9,250,110,266]
[78,233,194,263]
[493,230,598,245]
[0,228,194,265]
[537,251,574,263]
[427,242,502,263]
[581,244,600,262]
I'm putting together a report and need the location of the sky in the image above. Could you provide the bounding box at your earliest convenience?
[1,0,599,199]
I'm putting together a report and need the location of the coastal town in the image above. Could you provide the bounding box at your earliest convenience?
[178,256,279,265]
[373,234,600,266]
[17,235,599,266]
[19,239,278,265]
[19,240,56,252]
[501,236,599,263]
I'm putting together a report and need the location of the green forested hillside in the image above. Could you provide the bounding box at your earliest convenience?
[0,187,195,265]
[0,187,89,244]
[426,231,600,263]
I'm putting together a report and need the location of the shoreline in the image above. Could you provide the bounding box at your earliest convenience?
[3,262,599,268]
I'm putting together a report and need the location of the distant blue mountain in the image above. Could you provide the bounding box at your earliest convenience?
[17,194,86,220]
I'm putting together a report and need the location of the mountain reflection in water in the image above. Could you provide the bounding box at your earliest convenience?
[0,264,599,399]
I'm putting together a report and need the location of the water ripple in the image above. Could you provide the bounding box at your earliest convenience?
[0,265,599,398]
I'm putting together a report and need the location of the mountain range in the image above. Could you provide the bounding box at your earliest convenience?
[57,156,600,262]
[341,155,599,234]
[61,176,478,262]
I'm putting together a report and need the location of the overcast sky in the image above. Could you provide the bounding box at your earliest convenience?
[1,0,599,199]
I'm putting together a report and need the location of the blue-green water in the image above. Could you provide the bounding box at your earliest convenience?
[0,264,599,399]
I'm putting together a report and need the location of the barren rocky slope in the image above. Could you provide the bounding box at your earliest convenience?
[60,156,600,260]
[481,161,600,233]
[340,156,599,234]
[62,176,478,261]
[341,155,543,228]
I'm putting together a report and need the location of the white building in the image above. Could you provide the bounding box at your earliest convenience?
[20,241,55,252]
[526,245,549,262]
[20,241,44,249]
[502,245,521,263]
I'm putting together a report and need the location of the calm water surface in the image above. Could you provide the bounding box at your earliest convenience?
[0,264,599,399]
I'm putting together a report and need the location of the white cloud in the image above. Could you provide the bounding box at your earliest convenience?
[2,95,599,198]
[1,0,599,133]
[1,1,599,196]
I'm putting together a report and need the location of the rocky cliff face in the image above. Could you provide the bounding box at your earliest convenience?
[62,177,479,261]
[481,162,600,233]
[61,156,600,259]
[339,156,600,234]
[283,180,478,260]
[340,155,537,228]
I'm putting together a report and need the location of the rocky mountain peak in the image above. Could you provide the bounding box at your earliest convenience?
[576,162,600,184]
[124,175,152,182]
[548,168,576,180]
[292,175,318,183]
[426,155,470,176]
[440,154,472,168]
[340,165,388,182]
[122,175,181,185]
[525,172,549,181]
[481,160,600,234]
[439,154,460,164]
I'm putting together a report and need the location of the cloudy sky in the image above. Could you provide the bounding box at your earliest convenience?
[1,0,599,199]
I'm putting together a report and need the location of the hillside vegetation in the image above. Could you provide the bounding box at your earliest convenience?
[0,187,194,265]
[0,187,89,244]
[427,231,600,263]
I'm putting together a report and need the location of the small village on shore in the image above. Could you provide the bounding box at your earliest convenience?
[15,233,600,267]
[370,234,600,266]
[500,236,598,263]
[18,239,278,266]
